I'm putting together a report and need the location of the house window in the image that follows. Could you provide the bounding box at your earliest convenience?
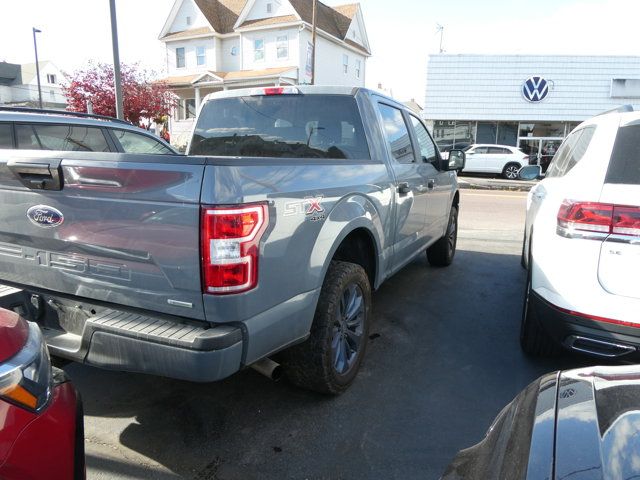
[196,46,206,66]
[343,54,349,74]
[355,59,361,79]
[277,35,288,59]
[46,74,56,84]
[254,39,264,61]
[185,99,196,119]
[267,3,272,13]
[186,16,192,26]
[176,47,185,68]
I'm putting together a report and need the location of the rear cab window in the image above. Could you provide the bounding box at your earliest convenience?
[606,123,640,184]
[15,123,110,152]
[190,94,370,159]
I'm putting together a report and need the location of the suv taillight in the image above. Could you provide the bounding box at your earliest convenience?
[557,200,640,236]
[201,203,268,294]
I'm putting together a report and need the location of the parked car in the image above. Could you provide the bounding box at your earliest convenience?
[0,86,465,394]
[438,141,471,160]
[0,304,84,480]
[0,107,178,155]
[520,105,640,359]
[441,364,640,479]
[462,144,529,179]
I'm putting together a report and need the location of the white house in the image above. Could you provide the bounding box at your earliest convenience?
[158,0,371,147]
[0,61,67,109]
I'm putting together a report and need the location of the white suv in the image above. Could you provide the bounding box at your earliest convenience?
[520,106,640,359]
[462,144,529,179]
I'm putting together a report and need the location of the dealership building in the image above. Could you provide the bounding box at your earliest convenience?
[422,54,640,165]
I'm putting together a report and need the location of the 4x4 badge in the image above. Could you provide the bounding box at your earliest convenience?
[26,205,64,228]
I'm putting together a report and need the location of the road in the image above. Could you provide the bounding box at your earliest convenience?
[66,190,589,480]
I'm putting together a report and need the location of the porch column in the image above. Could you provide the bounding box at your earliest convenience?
[194,87,201,111]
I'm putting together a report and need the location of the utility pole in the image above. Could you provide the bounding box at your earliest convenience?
[310,0,317,85]
[109,0,124,120]
[32,28,43,108]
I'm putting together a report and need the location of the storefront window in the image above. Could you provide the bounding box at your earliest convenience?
[497,123,518,146]
[519,122,564,138]
[477,122,498,144]
[433,120,475,151]
[565,122,581,135]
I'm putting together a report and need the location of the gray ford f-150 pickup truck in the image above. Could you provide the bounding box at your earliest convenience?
[0,86,464,393]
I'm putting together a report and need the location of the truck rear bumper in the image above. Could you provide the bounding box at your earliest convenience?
[0,285,244,382]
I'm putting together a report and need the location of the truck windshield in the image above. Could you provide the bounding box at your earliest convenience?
[190,94,371,159]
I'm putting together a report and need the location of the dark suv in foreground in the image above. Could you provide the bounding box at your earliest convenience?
[0,107,177,155]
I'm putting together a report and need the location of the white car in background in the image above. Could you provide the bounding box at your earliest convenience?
[520,106,640,360]
[462,144,529,179]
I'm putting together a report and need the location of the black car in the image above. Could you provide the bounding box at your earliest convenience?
[442,365,640,479]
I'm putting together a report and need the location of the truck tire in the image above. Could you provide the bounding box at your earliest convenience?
[520,261,561,356]
[427,205,458,267]
[280,261,371,394]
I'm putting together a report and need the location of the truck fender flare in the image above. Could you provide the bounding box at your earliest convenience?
[309,194,385,292]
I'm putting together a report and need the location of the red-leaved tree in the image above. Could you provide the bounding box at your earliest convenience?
[63,62,176,128]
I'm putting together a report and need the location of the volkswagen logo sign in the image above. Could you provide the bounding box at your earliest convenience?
[27,205,64,228]
[522,75,550,102]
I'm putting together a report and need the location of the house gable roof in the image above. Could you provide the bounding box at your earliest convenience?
[238,14,300,29]
[193,0,248,34]
[159,0,370,54]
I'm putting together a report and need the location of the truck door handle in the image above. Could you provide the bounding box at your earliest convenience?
[427,179,435,189]
[397,182,411,195]
[8,159,63,191]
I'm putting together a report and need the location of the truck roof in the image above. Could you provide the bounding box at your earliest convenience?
[201,85,401,106]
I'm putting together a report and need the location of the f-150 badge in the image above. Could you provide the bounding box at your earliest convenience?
[284,196,325,221]
[27,205,64,228]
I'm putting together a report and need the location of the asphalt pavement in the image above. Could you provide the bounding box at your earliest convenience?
[66,190,591,480]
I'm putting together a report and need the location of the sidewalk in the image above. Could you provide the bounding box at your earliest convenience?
[457,175,537,192]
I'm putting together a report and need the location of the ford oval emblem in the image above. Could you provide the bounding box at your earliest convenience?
[27,205,64,228]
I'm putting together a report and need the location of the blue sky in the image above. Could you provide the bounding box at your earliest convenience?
[3,0,640,102]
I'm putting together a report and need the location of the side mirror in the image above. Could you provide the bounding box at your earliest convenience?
[446,149,465,171]
[518,165,543,181]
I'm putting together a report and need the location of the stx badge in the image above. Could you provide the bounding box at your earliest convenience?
[284,196,326,221]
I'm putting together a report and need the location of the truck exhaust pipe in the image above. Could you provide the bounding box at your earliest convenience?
[250,358,283,381]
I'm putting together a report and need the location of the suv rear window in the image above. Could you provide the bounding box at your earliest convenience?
[606,123,640,184]
[190,95,370,159]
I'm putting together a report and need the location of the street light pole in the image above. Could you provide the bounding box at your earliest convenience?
[109,0,124,120]
[32,27,43,109]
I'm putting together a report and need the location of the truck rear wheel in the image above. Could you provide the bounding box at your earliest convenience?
[280,261,371,394]
[427,205,458,267]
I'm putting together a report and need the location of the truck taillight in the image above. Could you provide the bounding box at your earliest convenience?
[557,200,640,236]
[201,203,268,294]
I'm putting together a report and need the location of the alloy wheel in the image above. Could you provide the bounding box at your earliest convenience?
[331,283,365,375]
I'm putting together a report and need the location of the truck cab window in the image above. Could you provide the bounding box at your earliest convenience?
[409,115,438,163]
[378,103,414,163]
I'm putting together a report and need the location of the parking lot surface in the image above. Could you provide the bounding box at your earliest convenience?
[67,190,590,480]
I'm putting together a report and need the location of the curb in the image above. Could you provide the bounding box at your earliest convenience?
[457,180,535,192]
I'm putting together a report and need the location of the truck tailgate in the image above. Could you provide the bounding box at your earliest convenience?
[0,151,207,320]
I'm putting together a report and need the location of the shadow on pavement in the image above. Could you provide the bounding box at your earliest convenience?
[67,249,599,480]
